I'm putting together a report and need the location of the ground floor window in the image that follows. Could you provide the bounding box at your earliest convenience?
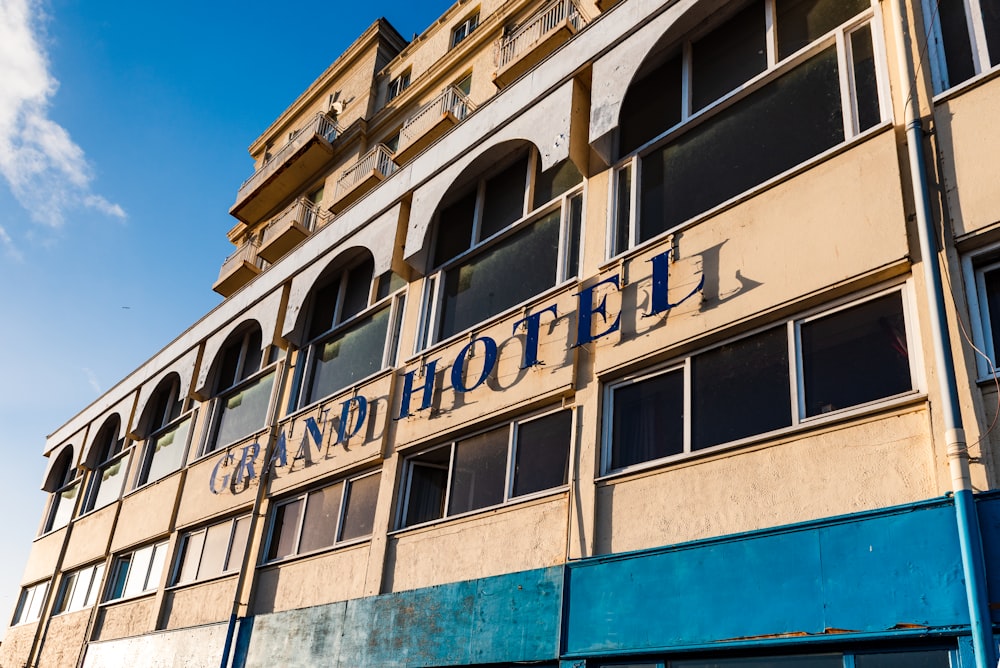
[105,541,168,602]
[53,563,104,615]
[11,580,49,625]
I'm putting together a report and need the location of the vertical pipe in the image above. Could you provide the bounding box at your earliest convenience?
[887,1,996,666]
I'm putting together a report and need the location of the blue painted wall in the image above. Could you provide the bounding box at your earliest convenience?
[237,566,562,667]
[563,499,970,657]
[975,493,1000,623]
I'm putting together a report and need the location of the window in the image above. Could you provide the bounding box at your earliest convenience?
[298,255,405,408]
[926,0,1000,91]
[53,563,104,615]
[451,11,479,48]
[969,254,1000,377]
[82,417,128,513]
[613,0,882,255]
[398,409,572,529]
[105,541,168,602]
[387,69,411,102]
[173,514,250,585]
[604,288,914,473]
[597,648,952,667]
[136,375,193,487]
[264,471,380,562]
[11,580,49,625]
[205,326,275,454]
[418,148,583,348]
[43,449,80,534]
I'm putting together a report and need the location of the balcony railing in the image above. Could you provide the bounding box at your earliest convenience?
[494,0,588,72]
[235,112,341,202]
[258,197,331,263]
[399,86,477,150]
[331,144,397,213]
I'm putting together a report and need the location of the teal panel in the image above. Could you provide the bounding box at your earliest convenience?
[974,493,1000,623]
[564,500,969,656]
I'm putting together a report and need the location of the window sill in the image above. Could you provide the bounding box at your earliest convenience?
[389,486,569,537]
[259,535,371,569]
[166,571,239,593]
[932,63,1000,106]
[100,590,157,608]
[596,391,928,484]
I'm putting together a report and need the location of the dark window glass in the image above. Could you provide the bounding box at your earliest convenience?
[341,473,380,541]
[214,371,274,449]
[404,447,451,526]
[614,166,632,256]
[107,560,129,600]
[534,159,583,208]
[307,305,391,404]
[776,0,870,59]
[640,45,843,239]
[434,190,477,266]
[567,193,583,279]
[342,257,374,320]
[448,427,509,515]
[175,531,205,584]
[438,209,560,341]
[140,416,191,486]
[985,0,1000,66]
[675,655,842,668]
[267,499,302,561]
[481,154,529,239]
[938,0,977,86]
[692,327,791,449]
[854,650,952,668]
[512,410,572,496]
[692,1,767,111]
[800,293,911,417]
[984,267,1000,363]
[619,54,683,157]
[308,277,342,340]
[851,24,881,131]
[299,483,343,554]
[611,369,684,469]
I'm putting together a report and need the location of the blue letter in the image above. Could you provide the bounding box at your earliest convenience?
[230,442,260,488]
[451,337,499,392]
[647,248,704,316]
[293,417,324,465]
[513,305,558,368]
[269,431,288,470]
[397,358,441,419]
[575,275,622,346]
[336,395,368,443]
[209,452,234,495]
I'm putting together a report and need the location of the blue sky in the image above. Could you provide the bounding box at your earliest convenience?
[0,0,451,635]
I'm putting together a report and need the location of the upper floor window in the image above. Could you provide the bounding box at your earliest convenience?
[964,248,1000,378]
[53,563,104,615]
[82,416,128,513]
[264,470,380,562]
[297,255,405,409]
[452,11,479,48]
[172,514,250,585]
[603,287,915,474]
[204,325,275,454]
[398,408,572,529]
[11,580,49,626]
[926,0,1000,92]
[136,374,193,487]
[418,147,583,349]
[613,0,882,256]
[387,69,411,102]
[105,540,168,602]
[43,448,80,534]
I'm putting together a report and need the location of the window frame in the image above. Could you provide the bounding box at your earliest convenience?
[81,418,130,515]
[104,540,169,603]
[601,283,921,476]
[924,0,999,93]
[416,149,585,351]
[11,580,49,626]
[53,562,105,616]
[962,244,1000,380]
[134,409,197,490]
[609,0,889,259]
[170,513,250,587]
[395,407,574,530]
[387,69,411,102]
[42,453,81,535]
[451,11,480,48]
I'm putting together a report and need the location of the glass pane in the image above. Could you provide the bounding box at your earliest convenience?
[438,210,561,341]
[851,24,880,131]
[91,451,129,510]
[307,305,391,404]
[107,559,130,600]
[984,267,1000,364]
[481,153,529,239]
[985,0,1000,66]
[675,655,842,668]
[123,548,152,598]
[13,588,29,624]
[226,516,250,572]
[308,276,342,340]
[776,0,870,59]
[341,473,381,541]
[299,483,344,554]
[50,480,80,531]
[692,327,792,449]
[513,410,572,496]
[611,369,684,469]
[938,0,976,86]
[801,292,911,416]
[55,572,78,614]
[342,257,374,320]
[448,426,509,515]
[267,499,303,561]
[615,166,632,256]
[692,1,767,111]
[175,531,205,585]
[25,582,48,622]
[213,371,275,450]
[197,522,232,580]
[567,193,583,278]
[404,447,451,527]
[854,650,951,668]
[84,564,105,608]
[434,190,477,267]
[641,45,843,240]
[533,159,583,208]
[146,543,168,591]
[143,416,191,485]
[620,54,683,157]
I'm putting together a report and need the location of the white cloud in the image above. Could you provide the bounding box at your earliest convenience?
[0,0,126,228]
[82,367,101,394]
[0,224,23,261]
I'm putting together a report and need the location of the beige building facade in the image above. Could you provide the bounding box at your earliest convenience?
[6,0,1000,666]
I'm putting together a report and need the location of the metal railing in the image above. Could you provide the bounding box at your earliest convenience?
[237,112,341,198]
[262,197,330,247]
[334,144,397,198]
[217,240,266,281]
[494,0,588,70]
[399,86,477,149]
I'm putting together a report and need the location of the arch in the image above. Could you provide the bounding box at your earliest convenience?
[82,414,122,470]
[201,321,265,399]
[132,372,184,441]
[41,443,76,493]
[130,348,199,440]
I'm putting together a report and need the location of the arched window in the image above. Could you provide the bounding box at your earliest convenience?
[43,448,80,534]
[203,324,274,454]
[611,0,884,256]
[417,143,583,349]
[82,416,128,513]
[135,374,192,487]
[296,252,406,408]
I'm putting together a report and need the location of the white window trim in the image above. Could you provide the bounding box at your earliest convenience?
[11,580,49,626]
[170,514,249,587]
[923,0,997,92]
[962,244,1000,381]
[451,11,480,48]
[104,541,169,604]
[53,562,105,616]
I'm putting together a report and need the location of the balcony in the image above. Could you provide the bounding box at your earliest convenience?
[257,197,331,263]
[230,113,341,225]
[493,0,588,89]
[329,144,397,214]
[213,241,267,297]
[395,86,477,164]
